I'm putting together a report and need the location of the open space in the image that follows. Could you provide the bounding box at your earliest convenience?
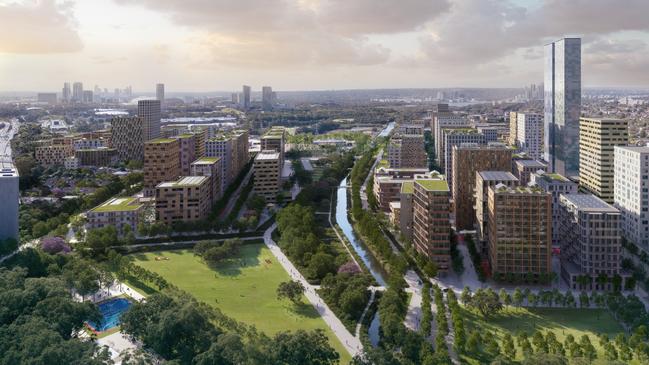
[459,306,628,364]
[128,244,351,363]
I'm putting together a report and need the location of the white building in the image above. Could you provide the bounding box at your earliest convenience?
[0,165,19,241]
[516,113,543,160]
[614,146,649,251]
[531,171,578,245]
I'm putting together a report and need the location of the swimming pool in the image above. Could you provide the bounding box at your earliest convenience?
[86,297,132,332]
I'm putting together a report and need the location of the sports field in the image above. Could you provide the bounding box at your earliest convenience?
[128,244,351,363]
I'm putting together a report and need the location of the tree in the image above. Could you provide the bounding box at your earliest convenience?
[307,252,337,280]
[604,342,618,360]
[461,286,472,304]
[503,333,516,359]
[276,280,305,305]
[467,288,503,318]
[41,236,71,254]
[484,333,501,358]
[269,329,339,365]
[513,288,524,306]
[532,331,548,354]
[579,335,597,361]
[522,353,568,365]
[467,331,481,354]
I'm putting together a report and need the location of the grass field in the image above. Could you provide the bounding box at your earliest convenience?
[128,244,351,364]
[459,305,628,364]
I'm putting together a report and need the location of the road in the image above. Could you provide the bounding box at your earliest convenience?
[263,224,363,358]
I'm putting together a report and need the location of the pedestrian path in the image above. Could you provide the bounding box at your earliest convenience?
[263,224,363,358]
[403,270,423,331]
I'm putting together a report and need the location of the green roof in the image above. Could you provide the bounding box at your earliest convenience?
[147,138,176,144]
[177,133,194,138]
[415,179,449,192]
[91,197,141,212]
[545,173,568,182]
[377,159,389,168]
[193,157,220,164]
[401,181,414,194]
[158,176,208,188]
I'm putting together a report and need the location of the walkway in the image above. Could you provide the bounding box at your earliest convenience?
[0,239,38,264]
[218,166,254,220]
[403,270,423,331]
[263,224,363,357]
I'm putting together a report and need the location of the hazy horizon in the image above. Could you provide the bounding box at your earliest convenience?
[2,0,649,91]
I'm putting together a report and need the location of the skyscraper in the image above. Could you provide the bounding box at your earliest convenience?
[72,82,83,102]
[138,100,161,141]
[156,83,165,105]
[614,146,649,252]
[242,85,251,109]
[110,117,144,163]
[62,82,71,103]
[544,37,581,177]
[262,86,273,110]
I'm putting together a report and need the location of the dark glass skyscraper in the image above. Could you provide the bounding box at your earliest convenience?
[544,37,581,177]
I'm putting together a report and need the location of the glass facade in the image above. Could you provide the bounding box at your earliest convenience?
[544,38,581,177]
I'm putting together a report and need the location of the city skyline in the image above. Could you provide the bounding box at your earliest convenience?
[3,0,649,91]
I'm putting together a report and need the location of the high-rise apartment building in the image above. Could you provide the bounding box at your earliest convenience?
[530,171,578,244]
[111,117,144,163]
[261,126,285,165]
[191,157,222,204]
[558,194,622,290]
[205,131,249,191]
[72,82,83,102]
[442,129,485,189]
[508,111,518,146]
[614,146,649,251]
[262,86,273,111]
[387,132,427,169]
[144,138,180,196]
[412,178,451,273]
[434,115,469,165]
[62,82,71,103]
[579,117,628,204]
[487,185,552,278]
[452,143,512,231]
[475,171,519,245]
[253,151,281,203]
[175,134,199,176]
[156,83,165,104]
[399,181,415,242]
[242,85,251,109]
[138,100,161,141]
[156,176,211,224]
[0,165,19,242]
[544,37,581,177]
[516,113,543,160]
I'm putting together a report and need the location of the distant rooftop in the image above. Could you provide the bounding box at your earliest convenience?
[192,157,220,165]
[401,181,414,194]
[479,171,518,181]
[91,197,141,212]
[416,179,449,192]
[515,159,546,168]
[538,172,569,182]
[492,184,546,194]
[147,138,176,144]
[561,194,618,213]
[158,176,208,188]
[256,151,280,161]
[615,145,649,153]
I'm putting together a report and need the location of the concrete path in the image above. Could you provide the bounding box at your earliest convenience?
[263,224,363,358]
[0,239,38,264]
[97,331,140,364]
[403,270,423,331]
[355,290,376,338]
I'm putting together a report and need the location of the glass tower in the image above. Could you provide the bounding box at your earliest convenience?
[544,38,581,178]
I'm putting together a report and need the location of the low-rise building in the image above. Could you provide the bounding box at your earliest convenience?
[558,194,624,291]
[155,176,211,224]
[86,197,143,235]
[512,159,547,185]
[487,185,552,280]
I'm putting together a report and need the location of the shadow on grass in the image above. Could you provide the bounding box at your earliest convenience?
[207,244,264,277]
[123,274,157,296]
[130,253,150,261]
[287,302,321,319]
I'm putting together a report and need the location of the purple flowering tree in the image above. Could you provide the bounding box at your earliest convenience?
[337,261,361,275]
[41,236,71,254]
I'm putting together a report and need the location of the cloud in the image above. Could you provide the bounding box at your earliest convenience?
[0,0,82,53]
[114,0,449,68]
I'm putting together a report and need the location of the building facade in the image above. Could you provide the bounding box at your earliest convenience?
[190,157,222,204]
[513,159,547,185]
[516,113,544,160]
[144,138,180,196]
[475,171,519,246]
[544,37,581,177]
[242,85,251,109]
[614,146,649,251]
[138,99,161,141]
[253,151,281,203]
[579,117,628,204]
[531,172,578,244]
[86,197,143,235]
[74,147,117,167]
[111,117,144,163]
[452,143,512,231]
[35,144,74,166]
[412,178,451,273]
[0,165,19,241]
[487,185,552,279]
[558,194,622,290]
[155,176,211,224]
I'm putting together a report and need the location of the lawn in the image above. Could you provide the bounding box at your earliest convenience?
[459,305,628,364]
[128,244,351,364]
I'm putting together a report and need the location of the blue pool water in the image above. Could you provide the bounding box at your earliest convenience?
[87,297,132,332]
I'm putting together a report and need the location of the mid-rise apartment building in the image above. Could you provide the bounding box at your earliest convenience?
[138,99,161,141]
[558,194,623,290]
[175,134,199,176]
[372,167,428,212]
[531,172,578,244]
[35,144,74,166]
[399,181,414,242]
[190,157,222,204]
[441,128,484,176]
[579,117,628,203]
[86,197,143,235]
[205,131,250,191]
[516,113,544,160]
[261,126,285,162]
[487,185,552,278]
[614,146,649,251]
[253,151,281,203]
[111,117,144,163]
[412,178,451,273]
[74,147,117,167]
[513,159,547,185]
[434,114,468,165]
[144,138,180,196]
[452,143,512,231]
[155,176,211,224]
[475,171,519,246]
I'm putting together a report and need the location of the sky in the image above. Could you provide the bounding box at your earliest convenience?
[1,0,649,92]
